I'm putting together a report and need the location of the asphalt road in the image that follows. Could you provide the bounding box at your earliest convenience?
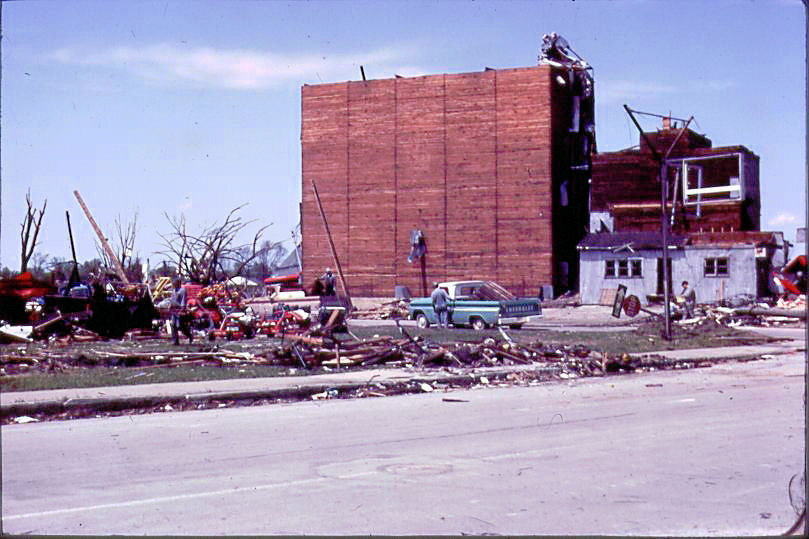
[2,353,804,535]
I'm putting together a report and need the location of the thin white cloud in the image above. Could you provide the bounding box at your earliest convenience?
[768,212,798,227]
[598,79,733,105]
[598,80,678,104]
[50,43,422,90]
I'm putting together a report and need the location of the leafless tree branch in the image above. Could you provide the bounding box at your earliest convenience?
[20,189,47,273]
[158,204,271,285]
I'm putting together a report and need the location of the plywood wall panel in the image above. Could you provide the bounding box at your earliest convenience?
[302,66,561,296]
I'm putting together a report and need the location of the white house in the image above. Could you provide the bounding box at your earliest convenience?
[578,230,787,305]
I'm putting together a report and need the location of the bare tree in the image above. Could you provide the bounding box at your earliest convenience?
[20,190,47,273]
[248,240,287,278]
[96,211,140,281]
[115,210,138,270]
[28,252,50,280]
[158,204,269,285]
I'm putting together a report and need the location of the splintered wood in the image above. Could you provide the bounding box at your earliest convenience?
[0,329,676,379]
[351,300,410,320]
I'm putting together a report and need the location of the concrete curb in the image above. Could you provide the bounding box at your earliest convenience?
[0,366,564,419]
[2,344,799,420]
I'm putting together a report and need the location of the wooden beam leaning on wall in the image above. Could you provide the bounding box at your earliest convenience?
[311,180,352,308]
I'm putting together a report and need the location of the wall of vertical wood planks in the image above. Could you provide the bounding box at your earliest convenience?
[301,65,558,297]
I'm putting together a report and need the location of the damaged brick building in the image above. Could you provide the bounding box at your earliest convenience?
[300,35,594,297]
[579,119,787,305]
[589,119,761,235]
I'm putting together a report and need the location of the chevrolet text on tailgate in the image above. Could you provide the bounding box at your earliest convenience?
[408,280,542,330]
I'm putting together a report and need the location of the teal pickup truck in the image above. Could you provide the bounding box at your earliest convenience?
[408,280,541,330]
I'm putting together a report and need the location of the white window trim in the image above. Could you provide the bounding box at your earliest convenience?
[605,257,643,279]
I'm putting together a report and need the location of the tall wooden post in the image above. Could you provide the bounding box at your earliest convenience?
[311,180,352,306]
[73,190,130,284]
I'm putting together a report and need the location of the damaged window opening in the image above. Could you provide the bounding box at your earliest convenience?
[666,152,748,213]
[704,257,729,277]
[605,258,642,279]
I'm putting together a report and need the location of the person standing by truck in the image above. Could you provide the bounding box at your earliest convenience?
[430,282,450,328]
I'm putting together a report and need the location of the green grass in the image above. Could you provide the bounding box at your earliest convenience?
[0,364,325,392]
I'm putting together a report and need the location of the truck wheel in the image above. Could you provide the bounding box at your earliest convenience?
[471,317,487,331]
[416,313,430,329]
[509,323,524,330]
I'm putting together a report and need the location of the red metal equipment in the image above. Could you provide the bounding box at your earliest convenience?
[770,255,807,297]
[257,306,310,338]
[210,311,256,341]
[0,272,56,299]
[263,273,301,291]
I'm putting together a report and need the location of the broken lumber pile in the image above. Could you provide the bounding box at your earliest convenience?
[351,300,410,320]
[268,332,620,377]
[685,299,807,328]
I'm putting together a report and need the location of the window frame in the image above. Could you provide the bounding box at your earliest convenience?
[605,257,643,279]
[704,256,729,277]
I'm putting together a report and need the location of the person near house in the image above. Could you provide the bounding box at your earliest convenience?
[680,280,696,318]
[320,267,336,296]
[431,282,450,328]
[169,278,193,345]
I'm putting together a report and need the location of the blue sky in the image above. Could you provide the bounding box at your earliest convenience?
[1,0,806,272]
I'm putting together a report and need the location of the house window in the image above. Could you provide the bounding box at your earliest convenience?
[605,258,643,278]
[704,257,729,277]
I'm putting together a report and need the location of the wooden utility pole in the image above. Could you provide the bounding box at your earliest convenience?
[311,180,351,305]
[623,106,693,340]
[65,210,82,286]
[73,190,130,283]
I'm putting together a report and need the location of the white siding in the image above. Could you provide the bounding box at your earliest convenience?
[579,246,758,305]
[681,246,757,303]
[579,249,684,305]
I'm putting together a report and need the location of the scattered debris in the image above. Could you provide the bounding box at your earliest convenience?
[0,313,777,381]
[691,297,806,327]
[311,388,339,400]
[0,324,34,344]
[353,300,410,320]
